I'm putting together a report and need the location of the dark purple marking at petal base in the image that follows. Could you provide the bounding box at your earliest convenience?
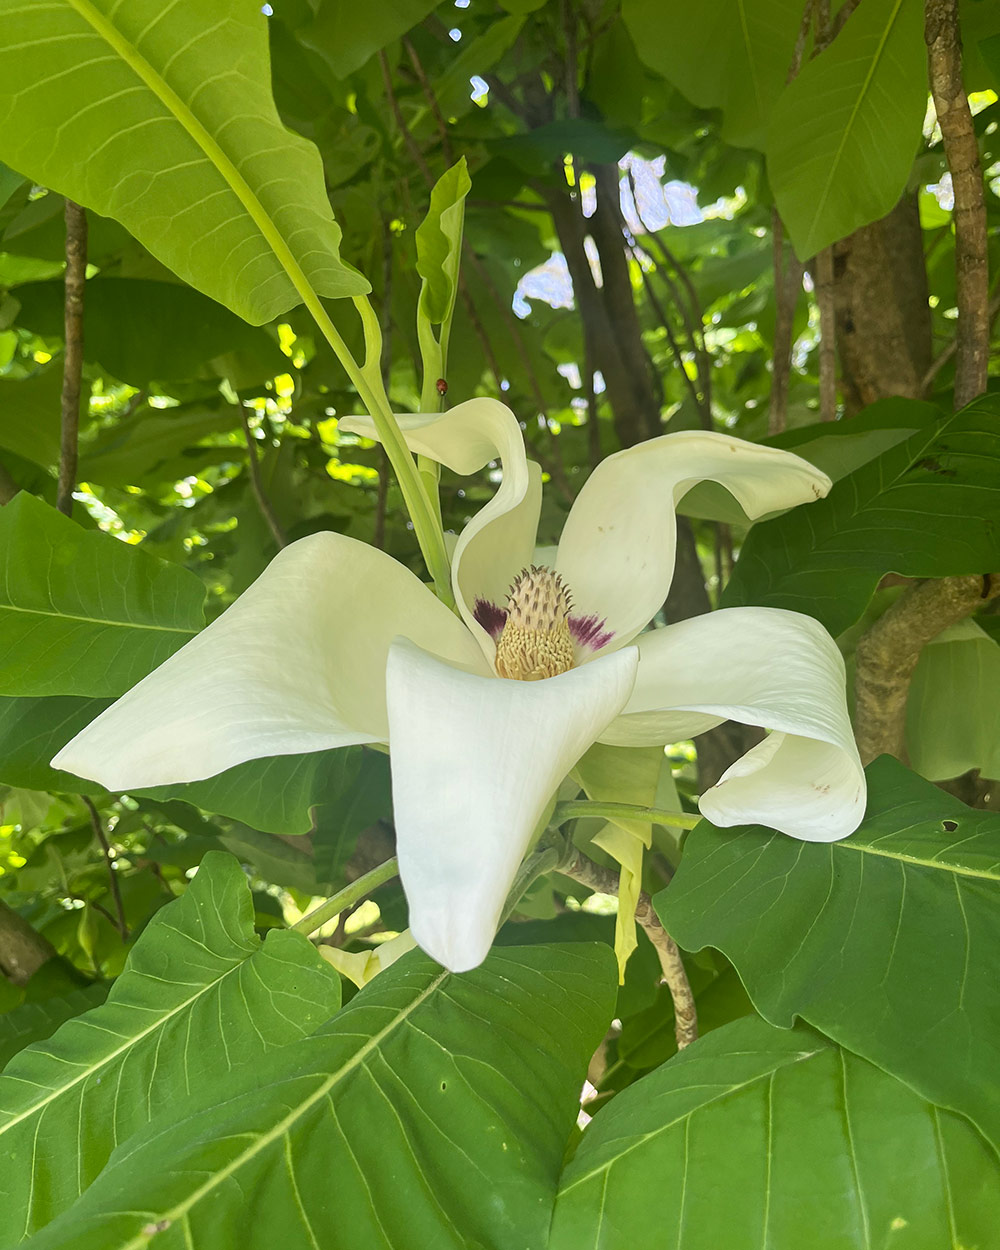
[473,597,508,641]
[570,614,614,651]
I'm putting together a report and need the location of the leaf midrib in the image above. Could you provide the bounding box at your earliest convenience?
[806,0,905,251]
[837,838,1000,882]
[0,600,197,635]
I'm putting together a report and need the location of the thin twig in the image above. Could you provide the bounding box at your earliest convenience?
[769,0,821,437]
[239,409,287,548]
[464,245,574,502]
[583,339,601,469]
[404,37,453,165]
[926,0,990,406]
[561,0,580,119]
[922,285,1000,391]
[826,0,861,46]
[379,49,434,185]
[639,261,710,430]
[83,796,129,942]
[626,176,713,427]
[559,849,698,1049]
[769,211,805,435]
[57,199,87,516]
[815,246,837,420]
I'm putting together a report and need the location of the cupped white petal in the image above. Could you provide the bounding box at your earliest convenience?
[342,399,540,664]
[386,639,639,972]
[600,607,865,841]
[53,533,488,791]
[555,432,831,651]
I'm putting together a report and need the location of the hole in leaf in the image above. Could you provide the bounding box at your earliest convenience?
[942,819,958,832]
[440,1081,447,1091]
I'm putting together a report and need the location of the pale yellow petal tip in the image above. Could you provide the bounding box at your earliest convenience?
[318,930,416,989]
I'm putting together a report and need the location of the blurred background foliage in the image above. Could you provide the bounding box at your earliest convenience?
[0,0,998,1093]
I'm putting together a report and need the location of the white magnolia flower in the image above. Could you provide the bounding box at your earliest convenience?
[53,399,865,973]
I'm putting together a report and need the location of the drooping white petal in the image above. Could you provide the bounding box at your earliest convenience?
[555,432,832,651]
[341,399,540,665]
[599,607,865,841]
[386,639,639,972]
[53,533,488,791]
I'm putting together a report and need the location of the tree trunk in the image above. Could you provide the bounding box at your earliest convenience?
[832,192,933,413]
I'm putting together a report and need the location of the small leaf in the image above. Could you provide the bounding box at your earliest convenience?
[416,157,472,328]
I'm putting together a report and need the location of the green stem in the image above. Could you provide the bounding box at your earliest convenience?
[498,846,561,928]
[316,301,451,603]
[551,801,702,830]
[292,857,399,936]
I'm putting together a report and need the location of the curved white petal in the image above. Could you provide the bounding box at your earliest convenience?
[555,432,831,651]
[53,533,488,791]
[386,639,639,972]
[600,607,865,842]
[341,399,540,665]
[340,397,526,477]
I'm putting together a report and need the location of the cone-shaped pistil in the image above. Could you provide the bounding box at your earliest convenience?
[495,565,575,681]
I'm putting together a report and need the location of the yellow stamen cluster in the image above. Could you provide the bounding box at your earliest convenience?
[494,565,575,681]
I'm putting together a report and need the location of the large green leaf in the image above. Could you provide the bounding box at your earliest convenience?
[657,758,1000,1149]
[552,1015,1000,1249]
[0,693,383,837]
[0,0,368,324]
[722,397,1000,635]
[0,493,205,698]
[0,852,340,1245]
[13,279,286,386]
[907,620,1000,782]
[622,0,804,150]
[22,944,617,1250]
[767,0,927,258]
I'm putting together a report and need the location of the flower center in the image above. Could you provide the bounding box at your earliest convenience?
[494,565,575,681]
